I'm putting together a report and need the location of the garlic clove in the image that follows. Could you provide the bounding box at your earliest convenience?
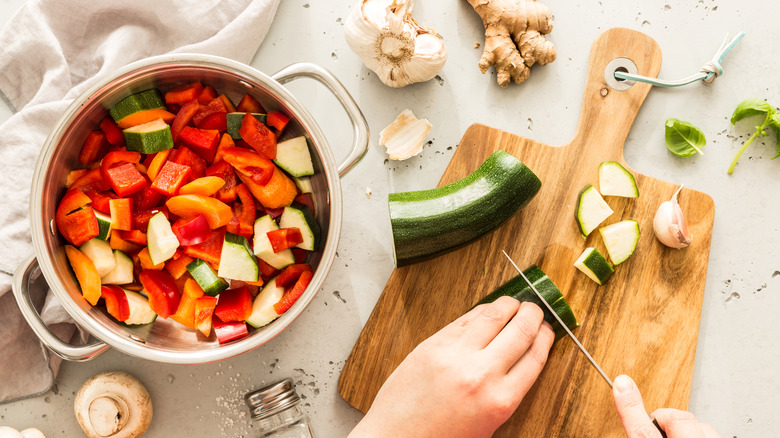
[653,185,693,249]
[345,0,447,88]
[19,430,46,438]
[379,109,432,160]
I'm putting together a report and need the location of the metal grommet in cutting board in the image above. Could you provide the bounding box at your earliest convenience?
[605,57,638,91]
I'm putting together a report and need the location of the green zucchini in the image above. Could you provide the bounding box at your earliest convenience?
[389,150,541,267]
[123,118,174,154]
[109,89,165,122]
[475,264,579,339]
[574,247,614,285]
[94,210,113,241]
[226,112,267,139]
[186,258,228,296]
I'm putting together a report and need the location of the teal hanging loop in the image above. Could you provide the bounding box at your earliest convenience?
[614,32,745,87]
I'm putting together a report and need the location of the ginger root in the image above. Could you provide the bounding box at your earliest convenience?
[466,0,557,87]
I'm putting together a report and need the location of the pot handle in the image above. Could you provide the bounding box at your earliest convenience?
[12,256,109,362]
[272,62,370,177]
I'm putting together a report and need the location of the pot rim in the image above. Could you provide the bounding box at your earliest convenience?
[30,54,343,363]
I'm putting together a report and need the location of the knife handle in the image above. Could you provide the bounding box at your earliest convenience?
[652,417,668,438]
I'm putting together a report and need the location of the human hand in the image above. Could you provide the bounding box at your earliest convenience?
[612,374,720,438]
[348,297,555,438]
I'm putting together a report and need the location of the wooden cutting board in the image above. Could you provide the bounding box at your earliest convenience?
[338,28,715,437]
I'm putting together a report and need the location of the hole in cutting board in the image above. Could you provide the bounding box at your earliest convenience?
[604,58,638,91]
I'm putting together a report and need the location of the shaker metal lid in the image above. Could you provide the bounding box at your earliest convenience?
[245,378,301,420]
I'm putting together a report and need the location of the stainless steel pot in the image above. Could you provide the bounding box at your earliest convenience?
[11,54,369,364]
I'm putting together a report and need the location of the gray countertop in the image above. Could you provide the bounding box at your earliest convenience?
[1,0,777,436]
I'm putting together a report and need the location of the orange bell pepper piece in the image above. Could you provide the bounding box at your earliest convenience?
[237,166,297,209]
[165,195,233,229]
[64,245,101,306]
[138,247,165,270]
[165,254,195,280]
[146,149,171,181]
[116,108,175,129]
[179,176,225,197]
[171,278,205,328]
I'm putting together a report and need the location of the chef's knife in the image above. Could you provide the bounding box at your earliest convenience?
[501,250,667,438]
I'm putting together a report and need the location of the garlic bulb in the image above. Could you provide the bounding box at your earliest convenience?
[379,109,432,160]
[345,0,447,87]
[653,185,693,249]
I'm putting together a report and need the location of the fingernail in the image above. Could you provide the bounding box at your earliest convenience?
[614,375,635,394]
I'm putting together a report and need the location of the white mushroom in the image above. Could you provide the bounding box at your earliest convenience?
[0,427,24,438]
[20,430,46,438]
[74,371,152,438]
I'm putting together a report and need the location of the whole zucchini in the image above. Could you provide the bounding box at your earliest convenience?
[389,150,542,267]
[475,265,579,339]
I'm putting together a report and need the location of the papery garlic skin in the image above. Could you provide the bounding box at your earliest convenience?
[379,109,432,160]
[653,186,693,249]
[345,0,447,87]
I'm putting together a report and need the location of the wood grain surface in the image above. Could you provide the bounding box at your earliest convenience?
[338,28,715,437]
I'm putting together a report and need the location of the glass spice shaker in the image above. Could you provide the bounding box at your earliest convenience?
[245,378,316,438]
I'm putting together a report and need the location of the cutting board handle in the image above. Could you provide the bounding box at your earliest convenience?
[568,28,662,160]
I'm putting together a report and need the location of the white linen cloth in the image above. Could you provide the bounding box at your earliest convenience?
[0,0,280,403]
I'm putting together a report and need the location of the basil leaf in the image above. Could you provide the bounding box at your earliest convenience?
[769,112,780,159]
[665,118,706,158]
[731,98,774,124]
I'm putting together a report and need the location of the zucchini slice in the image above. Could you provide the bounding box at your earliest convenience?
[226,112,267,139]
[123,118,174,154]
[475,265,578,339]
[599,220,640,265]
[389,150,541,267]
[246,277,285,328]
[147,212,178,265]
[109,89,165,123]
[253,215,295,270]
[124,289,157,325]
[95,210,113,241]
[218,232,259,282]
[79,238,117,277]
[599,161,639,198]
[574,247,614,285]
[186,258,228,296]
[101,250,134,285]
[274,136,314,177]
[575,184,613,237]
[278,204,320,251]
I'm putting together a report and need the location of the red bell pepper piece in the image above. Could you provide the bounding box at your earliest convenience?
[292,248,309,264]
[85,190,116,214]
[274,270,313,315]
[220,146,275,186]
[267,228,303,253]
[131,186,164,211]
[66,169,88,188]
[205,160,238,203]
[70,168,111,193]
[266,111,290,133]
[171,99,200,142]
[101,285,130,321]
[194,295,218,337]
[169,146,206,180]
[133,207,168,231]
[138,269,182,319]
[164,81,204,104]
[294,193,315,217]
[236,94,265,113]
[109,198,133,231]
[263,206,285,220]
[178,127,220,162]
[151,160,191,196]
[56,190,100,246]
[105,162,148,197]
[226,184,255,239]
[257,258,280,280]
[214,286,253,322]
[238,112,277,159]
[275,263,313,288]
[78,131,110,165]
[183,228,225,265]
[192,97,228,126]
[99,117,125,146]
[197,86,218,105]
[171,214,211,246]
[212,315,249,344]
[117,229,147,246]
[196,112,227,131]
[101,150,142,177]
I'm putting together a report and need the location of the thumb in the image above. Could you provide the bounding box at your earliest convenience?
[612,375,662,438]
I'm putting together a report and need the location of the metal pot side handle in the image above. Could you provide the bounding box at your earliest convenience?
[272,62,370,177]
[12,256,109,362]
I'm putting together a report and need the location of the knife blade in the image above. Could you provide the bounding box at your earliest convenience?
[501,250,668,438]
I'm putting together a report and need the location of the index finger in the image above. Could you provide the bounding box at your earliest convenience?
[435,296,520,349]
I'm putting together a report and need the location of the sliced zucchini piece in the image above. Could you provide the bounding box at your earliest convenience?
[123,118,174,154]
[599,220,640,265]
[599,161,639,198]
[246,277,284,328]
[293,176,313,194]
[278,204,320,251]
[253,215,295,270]
[124,289,157,325]
[109,89,165,123]
[95,210,113,241]
[576,184,613,237]
[101,250,134,285]
[79,238,116,277]
[274,136,314,177]
[218,232,259,282]
[226,112,266,139]
[475,264,578,339]
[574,247,614,285]
[147,212,178,265]
[186,258,229,296]
[389,150,541,267]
